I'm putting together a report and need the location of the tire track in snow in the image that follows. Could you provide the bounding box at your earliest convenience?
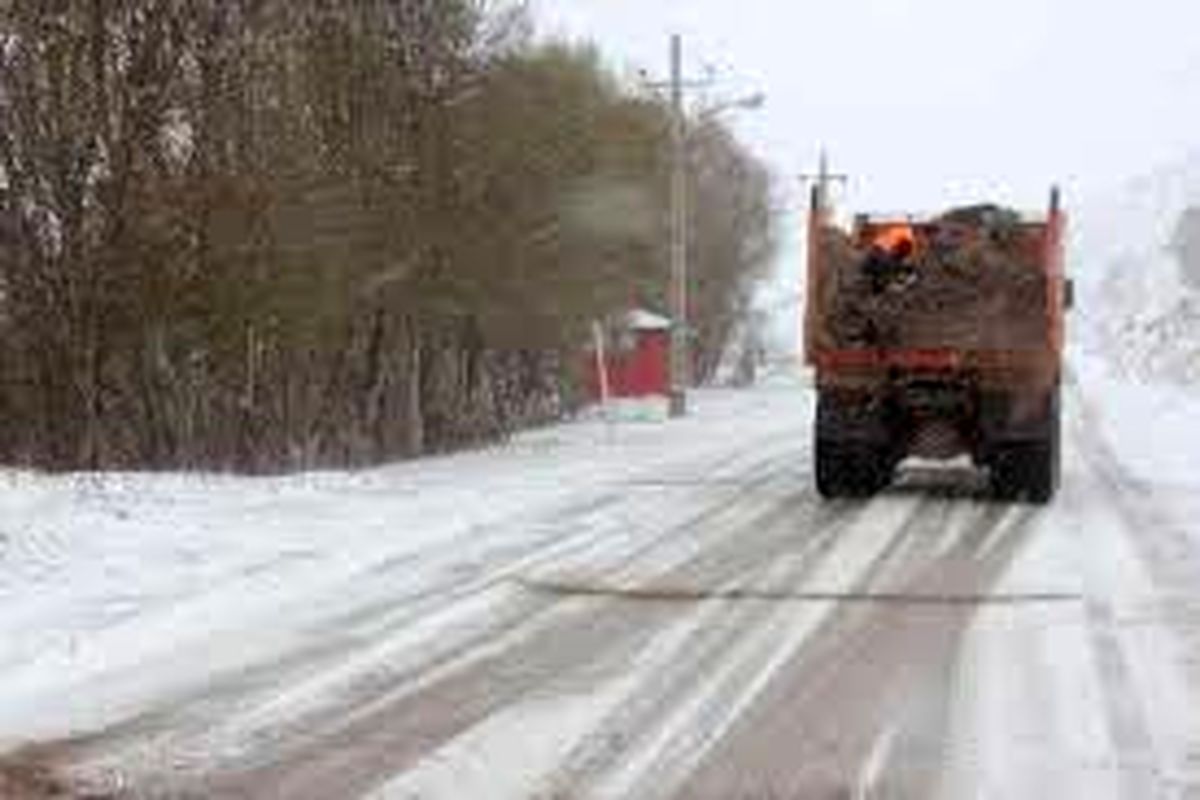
[3,491,635,748]
[178,485,838,800]
[11,486,690,794]
[46,437,815,797]
[7,427,797,736]
[666,500,1041,800]
[44,490,719,790]
[533,495,939,800]
[366,491,1008,800]
[70,455,1000,799]
[354,491,926,800]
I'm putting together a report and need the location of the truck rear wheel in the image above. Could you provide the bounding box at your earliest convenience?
[988,389,1061,503]
[814,389,895,499]
[990,442,1054,502]
[816,439,890,498]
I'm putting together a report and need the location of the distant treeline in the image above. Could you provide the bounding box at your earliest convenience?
[0,1,776,472]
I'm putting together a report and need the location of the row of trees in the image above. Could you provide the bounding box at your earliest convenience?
[0,0,777,472]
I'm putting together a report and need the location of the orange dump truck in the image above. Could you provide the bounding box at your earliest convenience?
[804,187,1070,502]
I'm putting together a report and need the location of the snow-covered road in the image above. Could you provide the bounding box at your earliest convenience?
[2,360,1200,799]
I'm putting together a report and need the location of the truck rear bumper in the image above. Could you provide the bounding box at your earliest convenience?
[813,347,1056,376]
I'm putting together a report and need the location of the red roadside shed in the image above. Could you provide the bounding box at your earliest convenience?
[584,309,671,401]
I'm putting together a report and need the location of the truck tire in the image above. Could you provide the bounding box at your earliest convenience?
[816,438,889,498]
[814,389,895,499]
[989,388,1060,503]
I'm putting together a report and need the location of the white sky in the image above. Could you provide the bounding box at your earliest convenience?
[532,0,1200,213]
[531,0,1200,349]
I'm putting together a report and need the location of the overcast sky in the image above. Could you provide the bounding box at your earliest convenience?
[532,0,1200,213]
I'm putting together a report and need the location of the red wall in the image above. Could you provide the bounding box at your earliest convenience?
[584,330,669,399]
[622,330,669,397]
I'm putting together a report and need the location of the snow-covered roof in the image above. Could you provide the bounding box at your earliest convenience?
[625,309,672,331]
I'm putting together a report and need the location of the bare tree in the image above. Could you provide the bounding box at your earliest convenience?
[0,2,776,472]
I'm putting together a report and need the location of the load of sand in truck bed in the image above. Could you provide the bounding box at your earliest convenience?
[817,204,1050,351]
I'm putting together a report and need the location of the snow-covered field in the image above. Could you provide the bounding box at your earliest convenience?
[2,359,1200,799]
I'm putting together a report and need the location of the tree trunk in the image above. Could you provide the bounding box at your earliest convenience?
[404,315,425,457]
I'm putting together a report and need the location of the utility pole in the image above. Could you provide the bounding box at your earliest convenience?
[649,35,711,418]
[800,148,849,221]
[646,36,758,417]
[668,33,688,417]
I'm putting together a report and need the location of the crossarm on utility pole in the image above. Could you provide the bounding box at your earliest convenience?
[799,149,849,223]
